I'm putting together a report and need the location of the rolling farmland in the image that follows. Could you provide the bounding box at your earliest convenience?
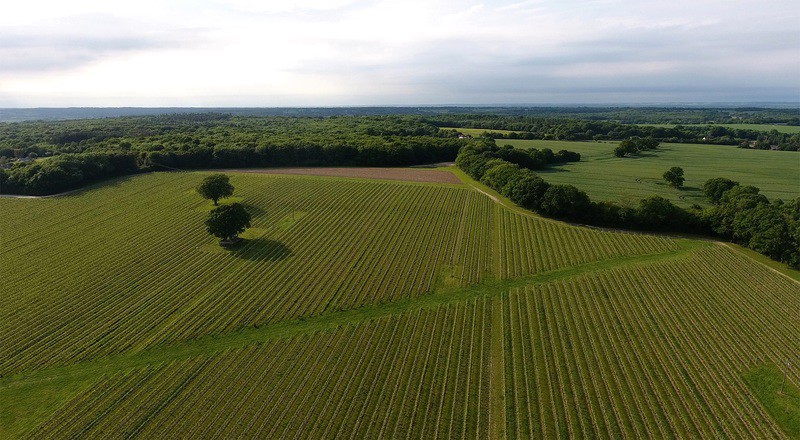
[499,139,800,207]
[25,299,492,439]
[498,209,677,278]
[0,172,491,374]
[501,245,799,439]
[2,170,798,438]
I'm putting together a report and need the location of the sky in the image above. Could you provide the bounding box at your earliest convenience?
[1,0,798,106]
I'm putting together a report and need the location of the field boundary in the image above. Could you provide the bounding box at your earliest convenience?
[451,166,714,239]
[452,165,800,281]
[0,174,143,198]
[220,166,464,185]
[721,243,800,285]
[0,166,464,199]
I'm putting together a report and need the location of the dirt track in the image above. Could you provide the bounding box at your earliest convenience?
[228,167,463,184]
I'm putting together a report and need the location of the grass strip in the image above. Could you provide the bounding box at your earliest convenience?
[743,364,800,439]
[1,239,705,392]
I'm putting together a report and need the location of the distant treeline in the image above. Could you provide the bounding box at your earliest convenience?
[0,115,470,195]
[1,113,797,196]
[430,116,799,150]
[2,113,796,160]
[458,141,800,268]
[0,139,469,195]
[0,114,447,157]
[0,152,141,195]
[1,106,797,124]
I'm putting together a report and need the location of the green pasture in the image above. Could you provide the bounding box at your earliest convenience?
[499,139,800,207]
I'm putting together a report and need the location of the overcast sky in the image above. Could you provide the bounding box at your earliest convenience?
[1,0,798,106]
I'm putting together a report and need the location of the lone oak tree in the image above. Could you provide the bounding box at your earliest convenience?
[197,174,234,205]
[205,203,252,244]
[663,166,685,189]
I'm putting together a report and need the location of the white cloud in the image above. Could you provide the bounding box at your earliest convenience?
[0,0,798,105]
[211,0,360,14]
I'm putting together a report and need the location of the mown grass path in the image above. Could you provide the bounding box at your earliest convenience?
[0,240,705,411]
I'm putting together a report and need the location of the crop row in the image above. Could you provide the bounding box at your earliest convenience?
[0,173,491,374]
[26,298,492,439]
[501,244,798,439]
[497,209,678,278]
[448,192,493,286]
[17,241,798,438]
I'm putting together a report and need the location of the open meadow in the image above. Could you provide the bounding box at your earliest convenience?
[498,139,800,207]
[2,169,798,438]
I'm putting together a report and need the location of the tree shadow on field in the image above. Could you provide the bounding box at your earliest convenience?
[628,151,661,159]
[538,167,569,174]
[677,186,705,203]
[241,203,266,218]
[228,238,291,262]
[42,174,138,198]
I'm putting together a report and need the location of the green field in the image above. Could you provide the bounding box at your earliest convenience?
[498,139,800,207]
[2,170,799,438]
[0,173,492,374]
[638,123,800,134]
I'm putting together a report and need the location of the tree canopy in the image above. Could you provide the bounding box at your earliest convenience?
[539,185,592,220]
[662,167,685,188]
[703,177,739,204]
[204,203,252,243]
[614,137,660,157]
[197,174,234,205]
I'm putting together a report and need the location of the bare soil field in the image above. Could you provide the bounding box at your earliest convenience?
[228,167,463,184]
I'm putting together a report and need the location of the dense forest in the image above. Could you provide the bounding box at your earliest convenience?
[0,115,471,195]
[0,112,797,196]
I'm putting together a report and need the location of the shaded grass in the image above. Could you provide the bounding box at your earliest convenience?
[0,375,99,438]
[723,243,800,283]
[743,364,800,439]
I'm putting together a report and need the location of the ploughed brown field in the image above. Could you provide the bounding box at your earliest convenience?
[226,166,463,184]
